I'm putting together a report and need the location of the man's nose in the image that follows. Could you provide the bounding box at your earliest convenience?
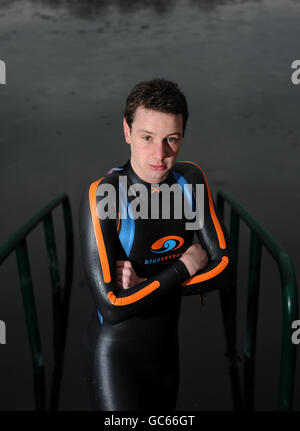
[153,140,166,160]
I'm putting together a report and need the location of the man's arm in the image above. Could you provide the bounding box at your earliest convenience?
[79,180,191,325]
[178,161,233,296]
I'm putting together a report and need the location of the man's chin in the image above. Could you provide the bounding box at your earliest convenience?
[149,170,170,183]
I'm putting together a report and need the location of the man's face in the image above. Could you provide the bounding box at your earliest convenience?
[123,105,184,183]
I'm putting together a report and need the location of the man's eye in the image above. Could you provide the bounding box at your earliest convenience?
[167,137,178,143]
[143,136,152,141]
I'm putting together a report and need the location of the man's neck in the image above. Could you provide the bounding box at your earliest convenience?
[130,157,170,184]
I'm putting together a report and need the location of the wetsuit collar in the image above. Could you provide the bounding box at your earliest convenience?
[125,158,176,187]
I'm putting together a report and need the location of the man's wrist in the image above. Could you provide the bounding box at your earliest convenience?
[174,258,192,282]
[179,256,192,277]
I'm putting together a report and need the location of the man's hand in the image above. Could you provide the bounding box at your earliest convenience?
[179,243,209,277]
[115,260,147,290]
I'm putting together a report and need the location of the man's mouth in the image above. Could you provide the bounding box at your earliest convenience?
[149,164,166,170]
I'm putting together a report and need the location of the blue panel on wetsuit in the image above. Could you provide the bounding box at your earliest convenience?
[172,170,196,212]
[107,166,124,174]
[97,309,103,325]
[118,182,135,257]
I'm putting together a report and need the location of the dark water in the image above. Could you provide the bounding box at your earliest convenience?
[0,0,299,410]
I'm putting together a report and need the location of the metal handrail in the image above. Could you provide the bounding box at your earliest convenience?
[0,193,74,410]
[216,188,298,411]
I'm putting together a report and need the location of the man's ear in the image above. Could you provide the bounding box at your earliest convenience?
[123,117,131,144]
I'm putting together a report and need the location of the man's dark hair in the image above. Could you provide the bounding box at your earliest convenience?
[124,78,189,136]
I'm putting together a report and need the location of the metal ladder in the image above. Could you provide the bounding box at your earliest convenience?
[0,193,74,410]
[216,189,298,411]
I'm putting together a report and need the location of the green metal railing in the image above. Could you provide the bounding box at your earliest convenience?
[0,193,74,410]
[216,189,298,411]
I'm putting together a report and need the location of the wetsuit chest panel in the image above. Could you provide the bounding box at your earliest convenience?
[115,163,195,278]
[125,217,194,278]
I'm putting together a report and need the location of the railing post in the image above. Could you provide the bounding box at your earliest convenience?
[62,197,74,306]
[243,232,262,410]
[15,238,46,410]
[48,198,74,410]
[220,211,239,361]
[43,213,62,296]
[217,194,243,410]
[278,251,298,410]
[43,212,63,410]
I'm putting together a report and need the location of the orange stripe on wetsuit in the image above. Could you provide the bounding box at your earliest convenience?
[178,160,229,286]
[116,211,120,232]
[89,178,111,283]
[182,256,229,286]
[88,178,161,306]
[107,281,160,305]
[178,160,226,249]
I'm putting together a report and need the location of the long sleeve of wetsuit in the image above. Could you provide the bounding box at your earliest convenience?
[178,161,233,296]
[79,181,191,325]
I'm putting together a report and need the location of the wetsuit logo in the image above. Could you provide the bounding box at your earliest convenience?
[151,235,184,254]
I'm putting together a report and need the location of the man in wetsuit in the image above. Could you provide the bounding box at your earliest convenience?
[79,78,232,411]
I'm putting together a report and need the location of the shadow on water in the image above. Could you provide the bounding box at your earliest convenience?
[0,0,262,18]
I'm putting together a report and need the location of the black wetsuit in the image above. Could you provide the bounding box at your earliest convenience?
[79,158,232,411]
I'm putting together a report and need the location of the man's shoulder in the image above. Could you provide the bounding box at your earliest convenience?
[80,161,128,202]
[89,161,128,189]
[172,160,205,182]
